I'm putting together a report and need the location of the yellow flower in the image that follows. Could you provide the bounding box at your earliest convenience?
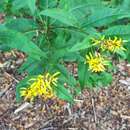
[101,37,126,52]
[20,72,60,101]
[85,52,109,72]
[92,36,126,53]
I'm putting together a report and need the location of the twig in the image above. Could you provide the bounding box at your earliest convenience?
[111,110,130,120]
[4,72,19,83]
[63,116,73,124]
[14,102,33,114]
[90,91,98,130]
[63,113,78,125]
[64,103,72,115]
[39,118,56,129]
[0,83,12,97]
[68,128,78,130]
[92,97,97,123]
[74,99,84,103]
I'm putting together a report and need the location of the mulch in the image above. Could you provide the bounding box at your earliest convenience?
[0,51,130,130]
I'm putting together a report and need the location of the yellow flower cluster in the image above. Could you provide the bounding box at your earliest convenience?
[85,36,127,73]
[20,72,60,101]
[92,36,126,53]
[85,52,109,73]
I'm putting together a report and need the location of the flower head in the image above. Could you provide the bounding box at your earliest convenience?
[20,72,60,101]
[92,36,126,53]
[85,52,109,72]
[102,37,126,52]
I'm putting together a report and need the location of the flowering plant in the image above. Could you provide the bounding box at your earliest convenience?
[0,0,130,103]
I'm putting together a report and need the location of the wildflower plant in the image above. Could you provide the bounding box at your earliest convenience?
[0,0,130,103]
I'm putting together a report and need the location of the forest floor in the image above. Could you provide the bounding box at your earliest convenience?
[0,51,130,130]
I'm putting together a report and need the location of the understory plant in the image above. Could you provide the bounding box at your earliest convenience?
[0,0,130,103]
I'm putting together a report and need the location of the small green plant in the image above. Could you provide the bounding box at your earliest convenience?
[0,0,130,103]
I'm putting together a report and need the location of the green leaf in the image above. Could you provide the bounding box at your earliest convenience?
[5,18,38,32]
[0,0,4,12]
[117,50,127,59]
[13,0,27,10]
[54,84,73,102]
[99,72,113,86]
[78,60,113,89]
[70,37,93,52]
[27,0,36,14]
[18,57,44,74]
[56,64,77,86]
[90,72,113,87]
[63,52,80,62]
[40,8,77,26]
[103,25,130,40]
[78,61,90,89]
[69,1,102,25]
[122,0,130,10]
[82,7,130,27]
[13,0,36,14]
[0,26,46,60]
